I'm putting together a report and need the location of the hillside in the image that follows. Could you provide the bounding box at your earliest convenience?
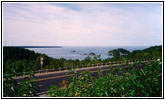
[108,48,130,57]
[3,47,42,74]
[127,45,162,60]
[3,47,40,61]
[108,45,162,60]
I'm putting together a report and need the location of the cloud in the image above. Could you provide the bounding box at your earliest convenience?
[3,3,162,46]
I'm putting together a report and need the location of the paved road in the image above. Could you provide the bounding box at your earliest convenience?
[15,62,148,96]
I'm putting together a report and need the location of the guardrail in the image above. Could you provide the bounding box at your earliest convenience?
[3,58,158,78]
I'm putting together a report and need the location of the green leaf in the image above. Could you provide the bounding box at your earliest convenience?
[130,90,135,96]
[141,69,145,76]
[29,78,36,82]
[104,90,108,96]
[11,86,14,92]
[145,93,149,97]
[137,83,144,89]
[65,72,72,75]
[68,68,73,71]
[130,75,136,80]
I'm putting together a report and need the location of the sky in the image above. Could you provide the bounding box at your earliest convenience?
[3,3,163,46]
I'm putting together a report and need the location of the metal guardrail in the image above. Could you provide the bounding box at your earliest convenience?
[3,58,158,78]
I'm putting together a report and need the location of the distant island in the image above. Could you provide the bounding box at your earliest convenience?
[3,46,62,48]
[83,52,96,56]
[108,48,130,56]
[71,50,76,53]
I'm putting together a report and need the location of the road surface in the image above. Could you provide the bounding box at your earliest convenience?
[15,62,147,96]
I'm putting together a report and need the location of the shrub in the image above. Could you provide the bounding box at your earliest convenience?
[48,59,162,97]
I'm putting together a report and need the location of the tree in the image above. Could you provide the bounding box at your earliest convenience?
[93,54,101,64]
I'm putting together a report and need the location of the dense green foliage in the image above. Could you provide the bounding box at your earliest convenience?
[48,59,162,97]
[109,45,162,61]
[127,45,162,60]
[3,47,40,61]
[3,69,38,97]
[3,47,40,74]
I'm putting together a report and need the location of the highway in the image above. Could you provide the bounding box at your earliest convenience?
[14,62,148,96]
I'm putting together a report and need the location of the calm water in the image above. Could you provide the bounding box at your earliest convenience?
[27,46,149,60]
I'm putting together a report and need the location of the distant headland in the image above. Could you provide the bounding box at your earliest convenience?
[3,46,62,48]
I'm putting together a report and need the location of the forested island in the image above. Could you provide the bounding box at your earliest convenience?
[108,48,130,56]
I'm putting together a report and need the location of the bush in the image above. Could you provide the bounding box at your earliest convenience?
[3,69,39,97]
[48,59,162,97]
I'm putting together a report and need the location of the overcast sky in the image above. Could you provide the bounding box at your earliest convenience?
[3,3,162,46]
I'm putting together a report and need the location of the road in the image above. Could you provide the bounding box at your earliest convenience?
[15,62,148,96]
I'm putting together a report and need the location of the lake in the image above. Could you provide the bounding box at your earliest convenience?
[27,46,149,60]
